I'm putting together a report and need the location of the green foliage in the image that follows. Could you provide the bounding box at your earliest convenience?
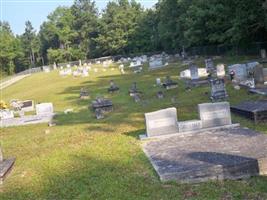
[2,0,267,73]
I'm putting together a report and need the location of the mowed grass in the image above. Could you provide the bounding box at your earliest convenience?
[1,57,267,200]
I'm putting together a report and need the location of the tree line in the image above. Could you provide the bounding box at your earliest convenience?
[1,0,267,74]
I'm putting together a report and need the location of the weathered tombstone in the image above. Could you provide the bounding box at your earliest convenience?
[20,100,34,112]
[145,107,179,137]
[36,103,54,115]
[80,88,89,99]
[261,49,266,59]
[198,102,232,128]
[91,98,113,119]
[0,147,15,184]
[162,76,178,90]
[254,64,265,86]
[133,93,141,102]
[205,58,215,73]
[216,64,225,78]
[108,80,119,93]
[210,78,228,102]
[156,91,164,99]
[189,64,199,80]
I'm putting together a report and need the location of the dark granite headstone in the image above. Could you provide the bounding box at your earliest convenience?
[210,78,228,101]
[205,58,215,73]
[91,98,113,119]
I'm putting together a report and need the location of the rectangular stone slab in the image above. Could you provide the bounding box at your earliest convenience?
[143,127,267,183]
[145,107,179,137]
[0,158,15,184]
[198,102,232,128]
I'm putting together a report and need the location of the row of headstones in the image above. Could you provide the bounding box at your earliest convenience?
[0,100,53,120]
[59,66,117,77]
[144,101,233,138]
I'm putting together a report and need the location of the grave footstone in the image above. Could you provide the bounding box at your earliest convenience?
[198,102,232,128]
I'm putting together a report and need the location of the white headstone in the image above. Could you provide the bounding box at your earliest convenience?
[0,110,14,120]
[216,64,225,77]
[36,103,54,115]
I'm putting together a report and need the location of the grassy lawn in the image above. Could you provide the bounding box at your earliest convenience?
[1,56,267,200]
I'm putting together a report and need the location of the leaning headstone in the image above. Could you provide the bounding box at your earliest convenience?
[0,147,15,185]
[145,107,179,137]
[210,78,228,102]
[36,103,54,116]
[198,102,232,128]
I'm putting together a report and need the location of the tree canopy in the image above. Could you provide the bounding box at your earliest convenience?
[1,0,267,74]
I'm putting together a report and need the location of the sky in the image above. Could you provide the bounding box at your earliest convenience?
[1,0,158,35]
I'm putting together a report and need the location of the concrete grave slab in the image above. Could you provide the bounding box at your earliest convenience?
[142,127,267,183]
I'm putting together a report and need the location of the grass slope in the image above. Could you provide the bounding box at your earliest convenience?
[1,57,267,200]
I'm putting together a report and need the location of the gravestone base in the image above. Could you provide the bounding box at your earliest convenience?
[0,158,15,184]
[142,127,267,183]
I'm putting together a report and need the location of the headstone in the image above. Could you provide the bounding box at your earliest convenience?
[210,78,228,101]
[133,93,141,102]
[216,64,225,77]
[157,91,164,99]
[0,110,14,120]
[0,147,15,185]
[20,100,34,112]
[162,76,178,90]
[108,80,119,93]
[80,88,89,99]
[129,82,141,96]
[205,58,215,73]
[261,49,266,59]
[95,108,104,119]
[189,64,199,80]
[91,98,113,119]
[149,58,163,70]
[156,78,161,85]
[254,64,265,86]
[198,102,232,128]
[36,103,54,115]
[145,107,179,137]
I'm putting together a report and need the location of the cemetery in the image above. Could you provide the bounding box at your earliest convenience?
[1,53,267,199]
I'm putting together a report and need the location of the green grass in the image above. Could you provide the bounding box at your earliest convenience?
[1,56,267,200]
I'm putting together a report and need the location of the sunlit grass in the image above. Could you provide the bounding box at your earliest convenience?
[0,57,267,200]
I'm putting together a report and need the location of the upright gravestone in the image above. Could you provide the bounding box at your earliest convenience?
[108,80,119,93]
[216,64,225,78]
[198,102,232,128]
[21,100,35,112]
[261,49,266,59]
[210,79,228,101]
[145,107,179,137]
[189,64,199,80]
[36,103,54,116]
[254,64,265,86]
[205,58,215,73]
